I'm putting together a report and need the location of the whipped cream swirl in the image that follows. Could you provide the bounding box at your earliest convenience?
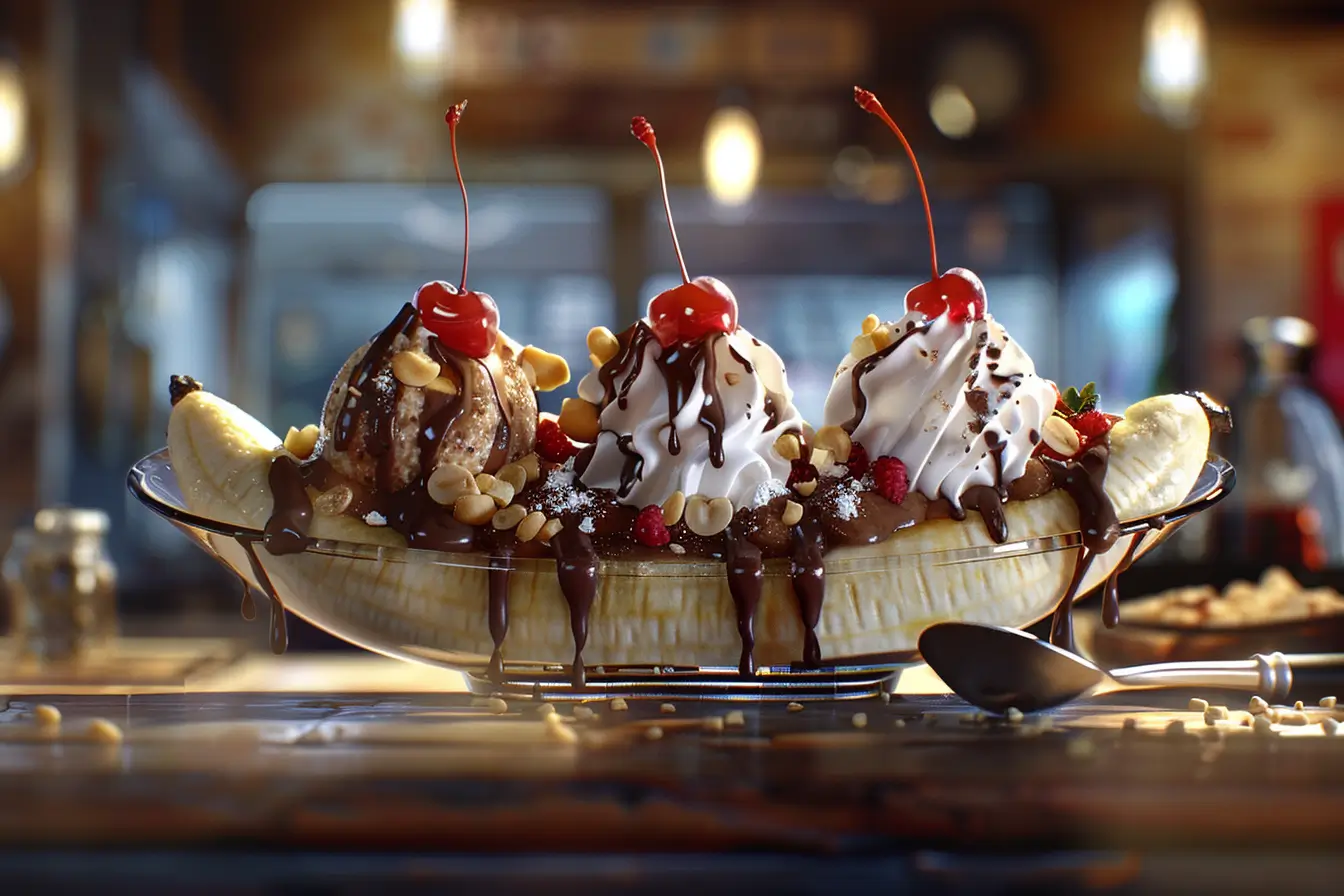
[822,311,1055,508]
[575,323,803,510]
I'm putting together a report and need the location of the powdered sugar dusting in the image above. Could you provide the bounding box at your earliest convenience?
[751,478,789,508]
[578,516,595,533]
[540,468,595,515]
[363,511,388,527]
[832,487,860,521]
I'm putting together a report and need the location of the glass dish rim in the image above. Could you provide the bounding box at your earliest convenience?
[127,447,1236,578]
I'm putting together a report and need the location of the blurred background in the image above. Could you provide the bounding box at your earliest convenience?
[0,0,1342,649]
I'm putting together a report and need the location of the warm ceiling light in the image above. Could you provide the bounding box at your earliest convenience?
[1141,0,1207,126]
[0,57,28,181]
[929,83,977,140]
[702,107,762,207]
[393,0,452,86]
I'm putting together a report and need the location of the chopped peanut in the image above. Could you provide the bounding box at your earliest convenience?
[685,495,733,536]
[559,398,600,443]
[497,463,528,494]
[661,491,686,526]
[521,345,570,392]
[538,519,563,545]
[283,424,321,460]
[427,464,478,507]
[491,504,527,530]
[773,432,802,461]
[453,494,497,526]
[586,327,620,366]
[390,350,440,388]
[516,511,547,543]
[811,425,852,464]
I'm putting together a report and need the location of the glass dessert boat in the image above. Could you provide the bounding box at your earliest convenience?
[127,448,1234,700]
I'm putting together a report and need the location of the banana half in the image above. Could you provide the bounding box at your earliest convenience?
[167,389,1212,669]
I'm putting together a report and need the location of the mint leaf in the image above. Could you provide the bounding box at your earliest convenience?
[1061,382,1099,415]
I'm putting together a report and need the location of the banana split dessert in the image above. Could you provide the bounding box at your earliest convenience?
[163,91,1228,683]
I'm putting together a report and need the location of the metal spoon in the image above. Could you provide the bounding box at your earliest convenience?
[917,621,1344,714]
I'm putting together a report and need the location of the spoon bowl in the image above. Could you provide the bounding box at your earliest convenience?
[918,622,1106,713]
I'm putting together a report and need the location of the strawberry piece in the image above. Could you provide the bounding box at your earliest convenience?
[633,504,671,547]
[846,442,870,479]
[1070,410,1119,443]
[871,456,909,504]
[536,417,578,463]
[786,458,817,488]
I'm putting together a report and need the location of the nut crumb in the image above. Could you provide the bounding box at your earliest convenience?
[1004,707,1024,724]
[851,713,868,729]
[724,710,746,728]
[1253,715,1275,735]
[1278,710,1309,726]
[544,714,579,744]
[84,718,123,744]
[703,716,725,733]
[659,703,676,714]
[668,543,686,555]
[892,718,906,728]
[1166,719,1187,736]
[573,705,596,722]
[485,697,508,715]
[536,703,556,717]
[33,704,61,729]
[1122,717,1138,730]
[1249,696,1269,714]
[786,702,804,713]
[1323,718,1339,736]
[645,726,664,741]
[1294,700,1305,711]
[1189,698,1209,712]
[610,698,628,712]
[1320,696,1338,709]
[1066,737,1096,760]
[879,691,891,705]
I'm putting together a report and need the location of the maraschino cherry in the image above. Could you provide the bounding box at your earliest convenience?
[854,87,985,324]
[414,101,500,359]
[631,116,739,347]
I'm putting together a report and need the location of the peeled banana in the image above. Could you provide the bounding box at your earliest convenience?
[166,389,1212,669]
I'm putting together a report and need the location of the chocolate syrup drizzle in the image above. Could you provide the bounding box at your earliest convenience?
[1043,446,1122,653]
[724,527,763,676]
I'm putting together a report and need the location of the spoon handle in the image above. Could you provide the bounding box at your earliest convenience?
[1110,653,1344,703]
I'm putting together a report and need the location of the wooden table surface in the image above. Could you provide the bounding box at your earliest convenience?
[1,644,1342,893]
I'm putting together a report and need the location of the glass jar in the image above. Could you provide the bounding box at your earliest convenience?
[3,508,118,662]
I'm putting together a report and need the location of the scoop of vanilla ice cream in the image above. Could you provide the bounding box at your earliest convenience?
[822,311,1055,508]
[575,324,803,510]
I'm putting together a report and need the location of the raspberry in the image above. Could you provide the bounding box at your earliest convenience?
[846,442,870,479]
[633,504,671,547]
[535,417,578,463]
[786,457,817,488]
[1070,410,1119,443]
[871,456,909,504]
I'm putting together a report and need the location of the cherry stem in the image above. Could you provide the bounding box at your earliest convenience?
[854,87,938,284]
[446,101,470,291]
[631,116,689,285]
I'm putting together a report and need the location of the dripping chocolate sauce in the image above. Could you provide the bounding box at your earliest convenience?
[1043,445,1122,653]
[790,514,827,668]
[724,527,763,676]
[552,525,598,687]
[487,552,512,681]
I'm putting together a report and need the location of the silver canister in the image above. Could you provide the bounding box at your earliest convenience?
[3,509,118,662]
